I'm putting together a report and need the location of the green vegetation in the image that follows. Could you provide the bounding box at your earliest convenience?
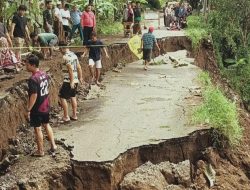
[97,21,123,35]
[193,73,243,146]
[185,16,209,48]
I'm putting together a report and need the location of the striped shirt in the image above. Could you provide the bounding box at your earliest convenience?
[70,10,81,25]
[81,11,96,27]
[142,32,156,49]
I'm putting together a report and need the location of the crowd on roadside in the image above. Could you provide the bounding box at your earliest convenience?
[0,1,110,157]
[122,1,143,36]
[0,0,97,70]
[163,2,192,31]
[0,0,188,158]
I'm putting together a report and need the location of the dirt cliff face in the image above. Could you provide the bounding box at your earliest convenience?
[3,36,250,190]
[0,37,191,158]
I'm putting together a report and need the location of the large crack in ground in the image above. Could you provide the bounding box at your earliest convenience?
[1,34,250,190]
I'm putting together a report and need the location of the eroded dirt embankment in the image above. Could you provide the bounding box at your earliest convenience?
[1,35,250,190]
[0,37,189,160]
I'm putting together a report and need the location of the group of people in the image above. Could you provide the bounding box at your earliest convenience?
[123,1,143,36]
[40,0,96,45]
[163,2,192,31]
[0,1,168,157]
[0,0,109,156]
[0,0,97,71]
[26,31,109,157]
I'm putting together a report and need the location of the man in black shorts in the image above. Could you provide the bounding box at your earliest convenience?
[141,26,160,70]
[26,54,57,157]
[59,41,83,123]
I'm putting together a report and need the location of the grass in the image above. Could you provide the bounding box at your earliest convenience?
[97,21,123,35]
[193,72,243,146]
[185,16,209,49]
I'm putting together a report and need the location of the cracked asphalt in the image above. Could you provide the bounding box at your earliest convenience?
[55,50,205,162]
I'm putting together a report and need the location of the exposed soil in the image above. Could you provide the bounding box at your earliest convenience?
[0,35,250,190]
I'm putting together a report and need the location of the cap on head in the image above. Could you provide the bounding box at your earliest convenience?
[149,26,154,33]
[56,1,62,5]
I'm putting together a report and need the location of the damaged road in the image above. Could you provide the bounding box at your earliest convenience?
[55,50,205,163]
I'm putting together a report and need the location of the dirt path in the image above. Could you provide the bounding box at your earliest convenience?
[55,50,205,162]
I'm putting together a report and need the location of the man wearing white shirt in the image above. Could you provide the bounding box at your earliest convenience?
[54,1,63,39]
[60,4,71,42]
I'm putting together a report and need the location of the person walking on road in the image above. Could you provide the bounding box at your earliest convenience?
[81,5,96,45]
[141,26,160,70]
[26,54,57,157]
[82,32,109,86]
[58,41,83,123]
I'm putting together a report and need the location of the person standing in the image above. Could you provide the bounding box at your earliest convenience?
[82,32,109,85]
[163,2,168,27]
[133,1,142,34]
[141,26,160,70]
[0,22,21,71]
[81,5,96,45]
[26,54,57,157]
[10,5,30,62]
[60,4,71,42]
[54,1,64,41]
[165,5,172,27]
[43,0,54,33]
[59,41,83,122]
[70,5,83,41]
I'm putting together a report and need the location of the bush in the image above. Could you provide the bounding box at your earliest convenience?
[185,16,209,48]
[193,72,243,146]
[147,0,161,9]
[97,21,123,35]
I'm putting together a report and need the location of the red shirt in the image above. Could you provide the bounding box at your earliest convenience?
[81,11,96,27]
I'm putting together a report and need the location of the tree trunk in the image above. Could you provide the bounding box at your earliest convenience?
[0,1,4,22]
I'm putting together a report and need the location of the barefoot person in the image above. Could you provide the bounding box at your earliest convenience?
[82,32,109,85]
[26,54,57,157]
[59,41,83,122]
[141,26,160,70]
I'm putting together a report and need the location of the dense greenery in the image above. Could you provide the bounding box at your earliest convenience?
[208,0,250,109]
[193,73,243,146]
[97,21,123,35]
[185,0,250,111]
[185,16,209,48]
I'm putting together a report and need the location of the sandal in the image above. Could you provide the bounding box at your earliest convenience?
[48,146,58,155]
[58,117,70,124]
[31,151,45,157]
[70,116,78,121]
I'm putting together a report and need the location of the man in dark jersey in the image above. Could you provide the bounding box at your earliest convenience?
[26,54,57,157]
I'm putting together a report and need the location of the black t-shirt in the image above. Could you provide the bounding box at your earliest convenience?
[86,40,103,61]
[43,9,53,25]
[0,22,7,38]
[28,71,50,115]
[174,7,180,17]
[12,14,27,38]
[133,8,141,18]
